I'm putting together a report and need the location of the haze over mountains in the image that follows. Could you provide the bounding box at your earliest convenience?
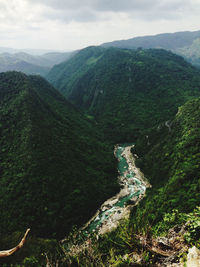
[1,30,200,78]
[0,50,76,76]
[0,47,56,55]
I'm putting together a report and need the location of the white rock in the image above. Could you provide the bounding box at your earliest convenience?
[187,246,200,267]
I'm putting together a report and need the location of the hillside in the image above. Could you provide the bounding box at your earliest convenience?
[64,97,200,266]
[47,46,200,143]
[134,97,200,225]
[102,30,200,67]
[46,46,104,91]
[0,72,118,239]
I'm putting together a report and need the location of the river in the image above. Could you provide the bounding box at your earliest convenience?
[82,143,151,236]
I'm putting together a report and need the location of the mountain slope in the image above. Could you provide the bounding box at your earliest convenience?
[46,46,104,93]
[63,97,200,267]
[134,96,200,229]
[102,30,200,67]
[47,46,200,143]
[0,72,118,238]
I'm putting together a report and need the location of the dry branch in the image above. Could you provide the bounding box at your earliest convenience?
[0,228,30,258]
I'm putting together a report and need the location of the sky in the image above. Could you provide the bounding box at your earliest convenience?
[0,0,200,51]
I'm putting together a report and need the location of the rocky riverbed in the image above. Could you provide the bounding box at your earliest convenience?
[82,144,151,236]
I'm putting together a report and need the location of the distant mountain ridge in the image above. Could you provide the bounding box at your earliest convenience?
[101,30,200,67]
[0,50,76,76]
[0,47,57,55]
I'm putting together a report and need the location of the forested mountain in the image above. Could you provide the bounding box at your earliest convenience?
[134,96,200,225]
[0,72,118,240]
[47,46,104,90]
[66,97,200,266]
[102,30,200,67]
[1,42,200,266]
[0,51,76,76]
[47,46,200,143]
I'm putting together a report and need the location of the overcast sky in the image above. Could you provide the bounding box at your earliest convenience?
[0,0,200,51]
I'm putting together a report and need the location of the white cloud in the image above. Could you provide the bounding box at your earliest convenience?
[0,0,199,50]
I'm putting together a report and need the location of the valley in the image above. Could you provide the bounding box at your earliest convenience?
[0,40,200,266]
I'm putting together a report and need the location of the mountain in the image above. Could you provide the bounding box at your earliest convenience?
[101,30,200,67]
[47,46,200,143]
[0,71,118,239]
[67,97,200,266]
[47,46,104,92]
[39,51,77,67]
[0,53,50,76]
[134,96,200,223]
[0,51,76,76]
[10,51,77,68]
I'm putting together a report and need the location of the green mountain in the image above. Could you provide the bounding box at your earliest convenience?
[64,97,200,267]
[46,46,104,91]
[134,97,200,225]
[0,71,118,239]
[47,46,200,143]
[102,30,200,67]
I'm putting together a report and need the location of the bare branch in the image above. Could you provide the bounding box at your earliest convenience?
[0,229,30,258]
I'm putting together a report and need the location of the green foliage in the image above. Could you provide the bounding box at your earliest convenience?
[0,72,119,240]
[62,217,152,266]
[133,97,200,236]
[184,207,200,247]
[47,46,200,143]
[153,209,186,236]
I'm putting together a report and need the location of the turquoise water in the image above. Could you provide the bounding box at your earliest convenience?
[115,146,129,175]
[83,144,146,235]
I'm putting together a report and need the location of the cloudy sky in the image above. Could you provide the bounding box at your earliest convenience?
[0,0,200,51]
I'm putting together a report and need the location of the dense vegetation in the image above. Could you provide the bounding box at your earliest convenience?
[134,96,200,229]
[47,46,200,143]
[102,30,200,67]
[0,72,119,241]
[47,46,104,92]
[61,97,200,266]
[1,42,200,265]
